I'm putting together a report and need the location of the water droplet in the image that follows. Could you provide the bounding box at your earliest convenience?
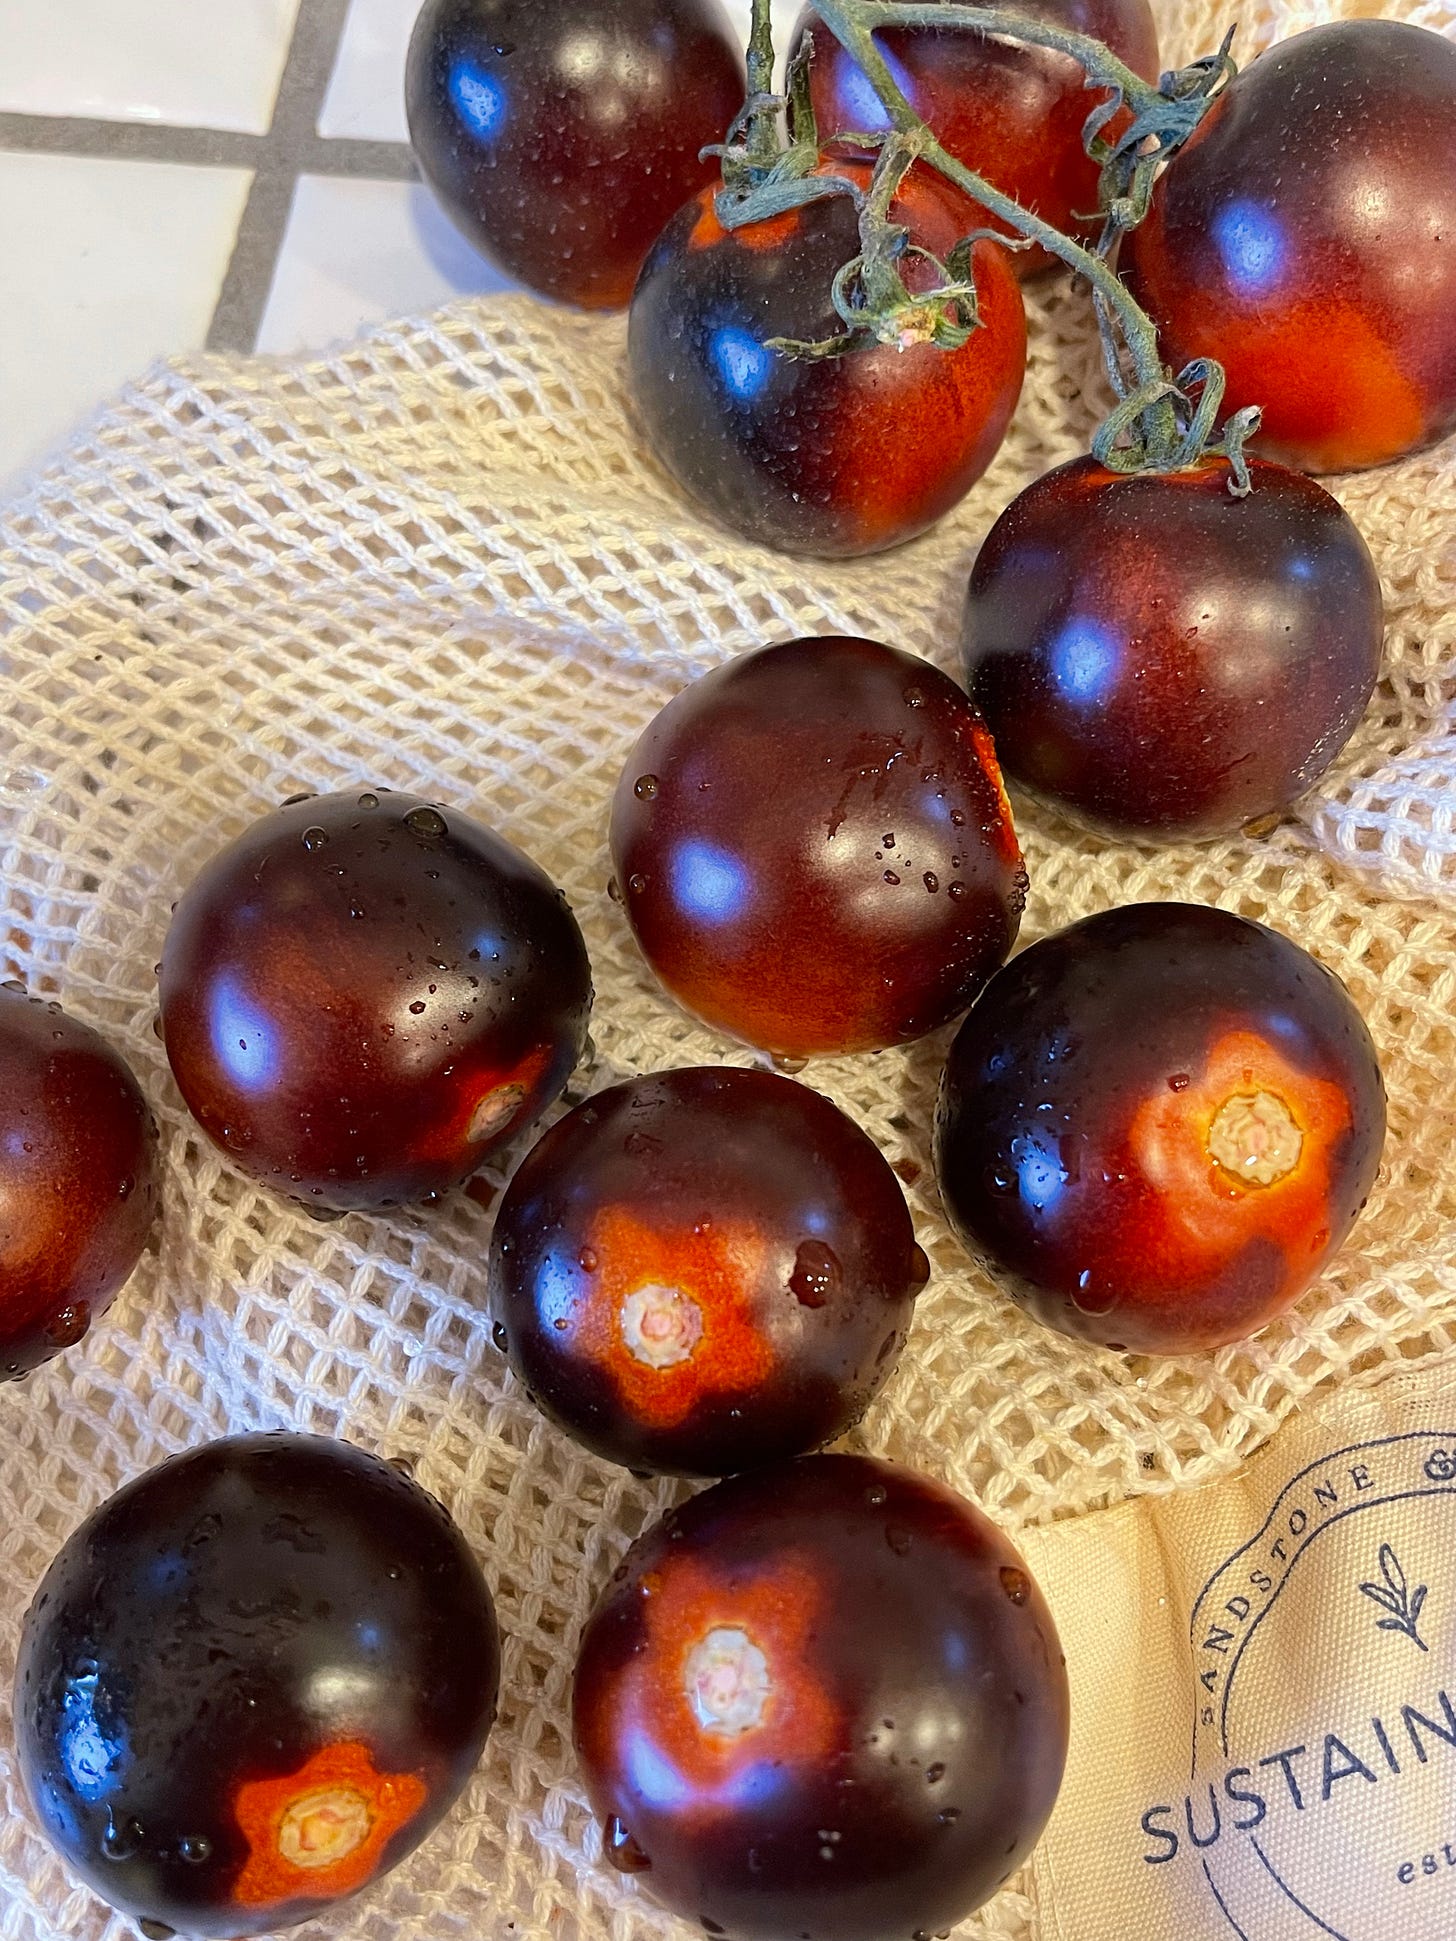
[101,1815,144,1862]
[866,1483,888,1508]
[404,805,448,840]
[885,1524,913,1556]
[947,881,968,902]
[999,1565,1030,1606]
[409,1000,427,1015]
[357,791,380,809]
[491,1322,509,1353]
[281,791,314,807]
[633,775,660,801]
[904,687,926,708]
[607,877,623,903]
[604,1816,652,1873]
[883,870,901,886]
[578,1247,600,1273]
[178,1835,212,1865]
[302,826,328,853]
[789,1239,840,1308]
[139,1923,175,1941]
[908,1244,931,1290]
[1168,1072,1191,1092]
[118,1176,133,1200]
[349,900,366,920]
[937,1806,961,1826]
[926,1762,946,1783]
[45,1303,90,1349]
[923,872,939,893]
[986,1162,1016,1195]
[882,832,896,847]
[628,874,647,895]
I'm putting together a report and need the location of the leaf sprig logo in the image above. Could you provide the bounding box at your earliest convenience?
[1359,1545,1429,1654]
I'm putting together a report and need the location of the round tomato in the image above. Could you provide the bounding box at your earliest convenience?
[1123,20,1456,473]
[406,0,745,310]
[962,455,1384,838]
[793,0,1159,277]
[629,163,1026,557]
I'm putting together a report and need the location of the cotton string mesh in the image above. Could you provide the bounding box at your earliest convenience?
[0,3,1453,1936]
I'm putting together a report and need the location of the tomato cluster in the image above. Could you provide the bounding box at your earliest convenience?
[9,3,1434,1940]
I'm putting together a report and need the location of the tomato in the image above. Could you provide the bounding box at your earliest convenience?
[0,985,159,1379]
[160,789,592,1213]
[489,1067,928,1476]
[573,1453,1068,1940]
[16,1436,499,1939]
[405,0,745,310]
[961,455,1384,838]
[629,163,1026,556]
[934,903,1386,1356]
[610,634,1026,1059]
[1123,20,1456,474]
[793,0,1160,277]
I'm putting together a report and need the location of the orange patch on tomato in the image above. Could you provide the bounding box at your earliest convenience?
[616,1554,838,1813]
[1127,1026,1352,1287]
[569,1205,774,1427]
[967,716,1021,868]
[231,1742,427,1910]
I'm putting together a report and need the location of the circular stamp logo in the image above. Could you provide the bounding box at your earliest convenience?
[1140,1430,1456,1938]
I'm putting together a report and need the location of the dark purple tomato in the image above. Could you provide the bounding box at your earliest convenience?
[573,1452,1068,1940]
[610,635,1026,1059]
[794,0,1160,278]
[159,789,591,1212]
[15,1434,499,1939]
[0,984,159,1379]
[629,162,1026,557]
[961,455,1385,838]
[489,1067,929,1476]
[934,903,1386,1356]
[405,0,745,310]
[1122,21,1456,474]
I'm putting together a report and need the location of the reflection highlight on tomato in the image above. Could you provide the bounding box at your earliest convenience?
[0,984,159,1380]
[629,164,1026,556]
[1123,21,1456,474]
[14,1435,499,1939]
[159,790,591,1212]
[610,635,1026,1058]
[962,455,1384,838]
[793,0,1159,277]
[934,903,1386,1355]
[405,0,745,309]
[490,1066,927,1475]
[572,1453,1068,1941]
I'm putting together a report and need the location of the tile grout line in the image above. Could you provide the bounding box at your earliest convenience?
[0,112,414,179]
[206,0,378,356]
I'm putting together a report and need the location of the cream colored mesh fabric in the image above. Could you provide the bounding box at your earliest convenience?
[1,4,1453,1937]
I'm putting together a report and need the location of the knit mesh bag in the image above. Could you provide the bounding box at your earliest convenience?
[1,2,1454,1935]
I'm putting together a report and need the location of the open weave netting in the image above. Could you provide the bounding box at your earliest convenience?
[2,2,1455,1936]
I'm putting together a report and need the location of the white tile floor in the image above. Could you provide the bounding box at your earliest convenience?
[0,152,254,493]
[0,0,803,501]
[0,0,302,133]
[258,173,518,356]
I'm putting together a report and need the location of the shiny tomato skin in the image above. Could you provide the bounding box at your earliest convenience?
[572,1453,1069,1941]
[1123,21,1456,474]
[490,1067,927,1477]
[934,903,1386,1356]
[629,165,1027,557]
[0,987,159,1379]
[794,0,1160,277]
[405,0,745,310]
[961,455,1385,838]
[159,790,592,1212]
[610,635,1026,1059]
[15,1434,499,1939]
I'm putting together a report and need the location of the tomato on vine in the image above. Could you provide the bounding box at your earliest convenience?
[1124,20,1456,474]
[629,160,1026,557]
[793,0,1160,277]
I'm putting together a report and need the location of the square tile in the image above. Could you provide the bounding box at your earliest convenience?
[0,0,302,134]
[0,152,253,498]
[318,0,417,144]
[257,173,520,358]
